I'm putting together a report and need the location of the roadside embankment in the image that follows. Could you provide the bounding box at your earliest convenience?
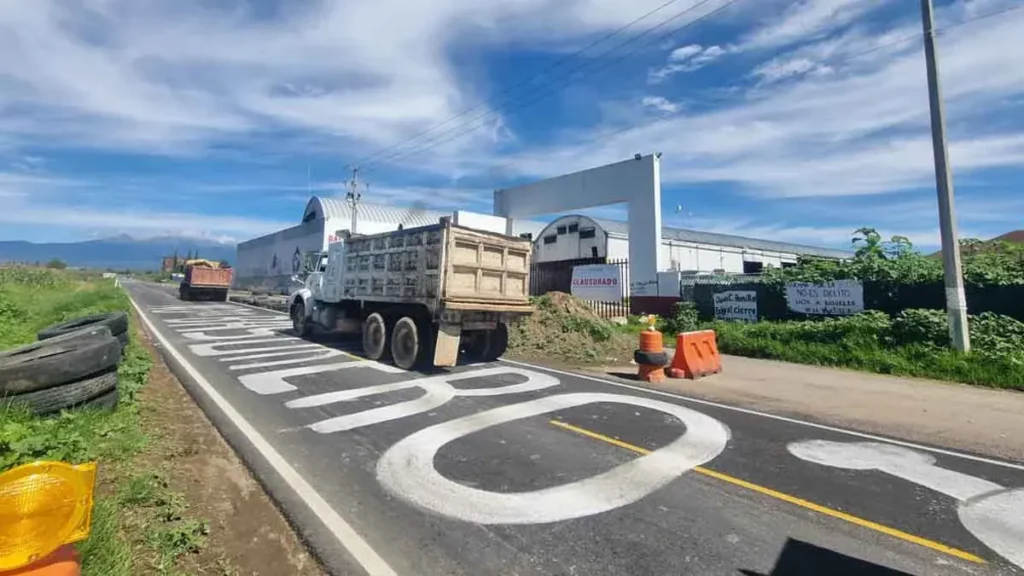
[1,268,319,576]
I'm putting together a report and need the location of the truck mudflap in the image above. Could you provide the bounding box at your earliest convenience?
[433,322,461,367]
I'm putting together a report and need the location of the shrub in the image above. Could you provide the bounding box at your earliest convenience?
[661,301,700,335]
[890,309,949,347]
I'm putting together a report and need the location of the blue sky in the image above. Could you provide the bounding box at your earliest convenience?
[1,0,1022,250]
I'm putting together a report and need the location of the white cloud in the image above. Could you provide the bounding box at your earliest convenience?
[0,0,684,159]
[649,44,728,82]
[0,200,292,244]
[641,96,681,113]
[488,1,1024,200]
[670,44,704,61]
[740,0,894,51]
[752,57,833,83]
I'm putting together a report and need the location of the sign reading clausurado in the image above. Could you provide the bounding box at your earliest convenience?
[785,279,864,315]
[571,264,622,303]
[713,290,757,322]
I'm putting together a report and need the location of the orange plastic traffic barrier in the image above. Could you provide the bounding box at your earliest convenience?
[636,320,667,383]
[7,546,80,576]
[667,330,722,379]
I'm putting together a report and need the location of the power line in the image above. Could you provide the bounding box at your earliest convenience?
[343,0,688,170]
[360,0,746,172]
[477,2,1024,179]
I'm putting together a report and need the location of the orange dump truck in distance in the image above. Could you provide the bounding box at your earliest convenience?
[179,259,233,301]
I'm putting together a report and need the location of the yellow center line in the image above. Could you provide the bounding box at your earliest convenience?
[547,419,986,565]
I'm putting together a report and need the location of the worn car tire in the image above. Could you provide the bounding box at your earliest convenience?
[3,370,118,415]
[31,324,113,348]
[633,349,669,366]
[0,336,122,395]
[37,312,128,342]
[81,388,119,411]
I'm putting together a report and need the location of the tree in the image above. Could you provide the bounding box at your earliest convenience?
[885,235,914,259]
[45,258,67,270]
[852,227,884,259]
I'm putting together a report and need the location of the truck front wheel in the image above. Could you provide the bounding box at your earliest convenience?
[291,301,311,337]
[391,316,427,370]
[363,313,390,362]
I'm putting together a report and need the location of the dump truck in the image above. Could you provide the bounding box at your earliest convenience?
[288,217,533,370]
[179,259,233,302]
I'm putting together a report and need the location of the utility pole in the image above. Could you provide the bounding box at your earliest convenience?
[920,0,970,351]
[345,167,363,235]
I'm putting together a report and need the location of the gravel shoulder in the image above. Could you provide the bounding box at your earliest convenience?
[592,353,1024,463]
[133,312,323,576]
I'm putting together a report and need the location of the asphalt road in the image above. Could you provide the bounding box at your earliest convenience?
[125,280,1024,576]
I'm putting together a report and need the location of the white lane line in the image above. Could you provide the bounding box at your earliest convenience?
[500,358,1024,472]
[128,293,398,576]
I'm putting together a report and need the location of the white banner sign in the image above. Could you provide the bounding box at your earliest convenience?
[713,290,757,322]
[629,278,659,298]
[571,264,622,302]
[785,280,864,315]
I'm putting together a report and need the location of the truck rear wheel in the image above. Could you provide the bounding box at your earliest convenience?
[462,331,489,360]
[481,323,509,362]
[363,313,390,362]
[391,316,426,370]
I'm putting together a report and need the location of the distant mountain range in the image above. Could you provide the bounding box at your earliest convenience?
[0,235,236,271]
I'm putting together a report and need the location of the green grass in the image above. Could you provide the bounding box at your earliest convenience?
[710,315,1024,390]
[0,267,213,575]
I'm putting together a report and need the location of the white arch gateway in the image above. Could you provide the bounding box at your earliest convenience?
[494,154,665,309]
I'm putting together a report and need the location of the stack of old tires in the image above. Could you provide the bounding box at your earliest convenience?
[0,312,129,416]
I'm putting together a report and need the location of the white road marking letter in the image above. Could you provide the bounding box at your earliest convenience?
[292,367,560,434]
[229,348,344,370]
[377,392,729,524]
[189,338,308,356]
[238,361,405,395]
[788,440,1024,569]
[182,326,289,341]
[217,346,323,362]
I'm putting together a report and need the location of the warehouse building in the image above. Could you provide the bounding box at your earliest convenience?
[234,196,847,294]
[531,214,848,273]
[233,196,546,293]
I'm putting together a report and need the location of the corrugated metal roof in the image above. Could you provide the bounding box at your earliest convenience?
[587,217,850,258]
[304,196,549,236]
[311,197,452,228]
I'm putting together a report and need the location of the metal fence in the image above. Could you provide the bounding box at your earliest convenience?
[530,258,630,318]
[679,273,765,301]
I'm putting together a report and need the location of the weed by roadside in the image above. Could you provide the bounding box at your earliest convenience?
[710,310,1024,389]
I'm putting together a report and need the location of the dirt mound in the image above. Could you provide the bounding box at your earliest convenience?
[507,292,636,366]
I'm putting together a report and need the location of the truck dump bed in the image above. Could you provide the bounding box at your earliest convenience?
[334,220,532,314]
[184,266,233,288]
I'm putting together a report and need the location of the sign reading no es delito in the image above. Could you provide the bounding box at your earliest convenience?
[785,280,864,315]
